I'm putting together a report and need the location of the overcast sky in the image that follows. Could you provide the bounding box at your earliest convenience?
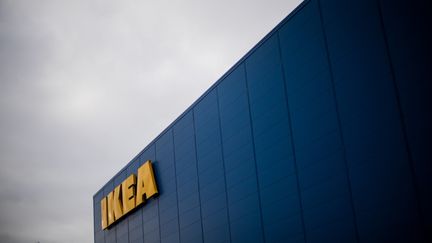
[0,0,300,242]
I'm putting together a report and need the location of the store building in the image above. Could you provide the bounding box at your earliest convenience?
[94,0,431,242]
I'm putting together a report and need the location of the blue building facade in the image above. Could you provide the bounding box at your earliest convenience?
[94,0,431,242]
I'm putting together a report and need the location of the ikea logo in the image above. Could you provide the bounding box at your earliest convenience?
[100,160,158,229]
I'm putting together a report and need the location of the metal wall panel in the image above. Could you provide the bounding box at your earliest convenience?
[279,1,357,242]
[217,66,264,243]
[194,90,231,243]
[94,190,105,243]
[173,111,203,243]
[156,131,180,243]
[245,34,304,243]
[319,0,422,241]
[378,0,432,239]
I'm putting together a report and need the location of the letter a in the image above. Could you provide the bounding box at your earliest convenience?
[136,160,158,206]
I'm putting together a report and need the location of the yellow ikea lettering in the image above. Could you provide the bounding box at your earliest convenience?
[106,190,115,225]
[101,160,158,230]
[122,174,136,215]
[136,161,158,206]
[101,197,108,229]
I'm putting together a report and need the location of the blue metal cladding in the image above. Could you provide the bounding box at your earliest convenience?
[218,65,265,243]
[378,0,432,234]
[94,0,431,242]
[317,1,422,242]
[279,1,359,241]
[245,35,304,242]
[173,111,203,243]
[194,90,231,243]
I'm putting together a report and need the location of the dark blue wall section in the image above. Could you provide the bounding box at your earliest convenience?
[156,131,180,243]
[94,190,104,243]
[318,0,423,241]
[173,111,203,243]
[217,65,264,243]
[94,0,431,242]
[378,0,432,236]
[245,34,304,243]
[279,1,358,242]
[194,90,231,243]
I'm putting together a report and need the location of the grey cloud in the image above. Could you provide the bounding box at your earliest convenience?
[0,233,22,243]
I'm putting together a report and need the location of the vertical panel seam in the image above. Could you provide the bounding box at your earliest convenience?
[115,219,118,243]
[316,0,360,241]
[141,208,145,243]
[154,143,162,243]
[171,130,182,243]
[375,0,426,236]
[243,63,267,243]
[127,218,130,243]
[275,31,307,243]
[140,149,151,243]
[215,88,233,243]
[191,110,206,243]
